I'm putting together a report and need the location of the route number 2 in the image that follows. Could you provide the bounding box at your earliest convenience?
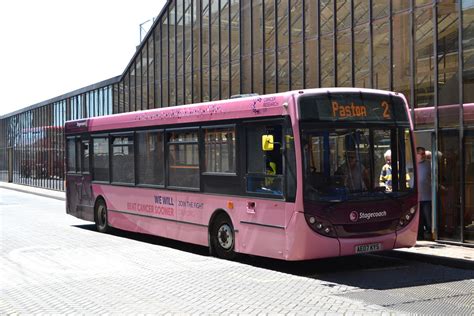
[381,101,390,119]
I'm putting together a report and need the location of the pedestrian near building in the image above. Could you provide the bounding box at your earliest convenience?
[417,146,432,240]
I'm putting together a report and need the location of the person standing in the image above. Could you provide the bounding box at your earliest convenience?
[379,150,392,191]
[417,147,432,240]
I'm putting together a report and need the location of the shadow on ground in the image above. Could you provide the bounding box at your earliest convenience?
[73,224,474,291]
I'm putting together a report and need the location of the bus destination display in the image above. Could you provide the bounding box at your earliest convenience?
[299,92,409,123]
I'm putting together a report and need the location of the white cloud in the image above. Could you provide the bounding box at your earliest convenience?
[0,0,166,116]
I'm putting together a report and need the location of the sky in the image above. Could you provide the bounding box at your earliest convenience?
[0,0,166,116]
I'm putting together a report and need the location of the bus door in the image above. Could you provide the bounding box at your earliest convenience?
[79,138,93,211]
[239,121,288,257]
[66,136,93,220]
[303,132,331,188]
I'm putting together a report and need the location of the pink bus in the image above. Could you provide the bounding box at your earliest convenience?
[65,88,418,260]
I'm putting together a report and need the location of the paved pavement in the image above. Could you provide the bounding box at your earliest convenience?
[0,187,394,314]
[387,240,473,270]
[1,183,473,314]
[1,181,472,269]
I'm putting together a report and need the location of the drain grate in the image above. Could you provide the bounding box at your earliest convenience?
[339,280,474,314]
[390,294,474,315]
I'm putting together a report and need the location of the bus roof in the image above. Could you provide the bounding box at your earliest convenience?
[65,88,406,134]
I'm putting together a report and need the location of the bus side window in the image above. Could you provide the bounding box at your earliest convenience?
[246,124,283,196]
[67,137,89,174]
[67,138,77,173]
[137,131,165,186]
[81,141,90,174]
[75,139,82,174]
[92,137,110,182]
[167,129,200,189]
[111,135,135,184]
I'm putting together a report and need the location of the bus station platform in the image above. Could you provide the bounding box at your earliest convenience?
[383,240,473,270]
[1,181,65,201]
[1,181,472,270]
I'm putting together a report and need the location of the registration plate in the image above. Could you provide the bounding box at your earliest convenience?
[355,243,382,253]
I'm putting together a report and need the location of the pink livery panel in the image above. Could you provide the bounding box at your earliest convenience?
[91,184,296,259]
[90,184,418,260]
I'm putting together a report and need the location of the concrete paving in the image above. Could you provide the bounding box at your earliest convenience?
[0,188,391,314]
[1,186,473,315]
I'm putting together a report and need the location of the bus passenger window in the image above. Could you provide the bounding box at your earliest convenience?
[137,131,164,185]
[92,137,109,182]
[111,135,135,184]
[204,127,236,174]
[167,130,199,189]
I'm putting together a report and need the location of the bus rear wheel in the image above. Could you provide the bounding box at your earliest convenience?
[95,199,109,233]
[210,214,236,260]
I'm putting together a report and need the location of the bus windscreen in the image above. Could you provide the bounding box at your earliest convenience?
[298,92,409,123]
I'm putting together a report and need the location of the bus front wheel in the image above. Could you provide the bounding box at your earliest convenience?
[210,214,236,260]
[95,199,109,233]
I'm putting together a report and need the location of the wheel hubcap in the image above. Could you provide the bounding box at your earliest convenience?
[217,224,233,250]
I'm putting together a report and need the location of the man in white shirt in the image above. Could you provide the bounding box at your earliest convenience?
[417,146,432,240]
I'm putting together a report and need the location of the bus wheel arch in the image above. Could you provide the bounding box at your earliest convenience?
[94,196,109,233]
[209,210,236,260]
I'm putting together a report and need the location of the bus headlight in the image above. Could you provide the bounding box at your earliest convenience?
[397,206,416,229]
[305,214,337,238]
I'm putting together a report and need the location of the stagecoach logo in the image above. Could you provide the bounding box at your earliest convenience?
[349,211,359,222]
[76,121,87,128]
[350,210,387,222]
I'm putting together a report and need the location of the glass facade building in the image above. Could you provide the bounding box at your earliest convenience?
[1,0,473,244]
